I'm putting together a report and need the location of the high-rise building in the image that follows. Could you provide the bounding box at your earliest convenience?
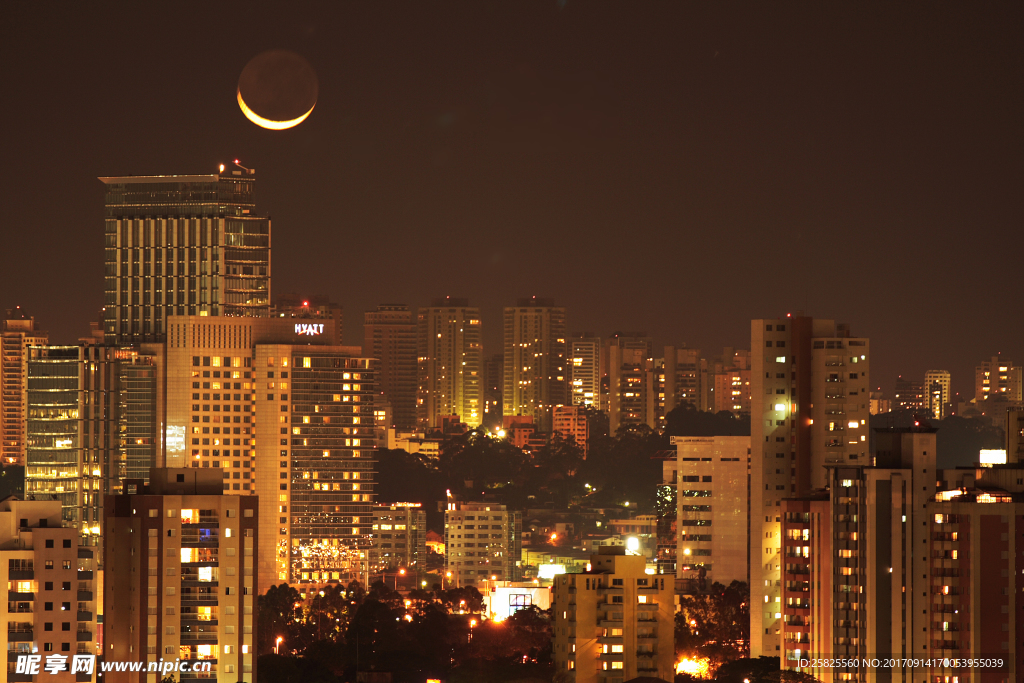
[363,305,417,430]
[24,341,161,558]
[551,547,675,683]
[975,356,1022,403]
[104,468,258,683]
[781,429,1024,683]
[483,353,503,429]
[253,345,376,588]
[444,500,521,586]
[503,298,568,431]
[1,307,48,466]
[672,436,750,589]
[606,335,653,433]
[708,348,752,415]
[371,503,427,572]
[663,346,704,415]
[1008,407,1024,464]
[99,165,270,345]
[271,294,343,349]
[0,497,99,681]
[417,298,482,429]
[893,375,926,412]
[552,404,589,455]
[924,369,951,420]
[749,316,870,658]
[868,390,891,415]
[569,336,602,410]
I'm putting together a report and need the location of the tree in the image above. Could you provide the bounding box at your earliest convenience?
[257,583,302,654]
[675,581,749,671]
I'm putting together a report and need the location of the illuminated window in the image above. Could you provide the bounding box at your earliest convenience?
[303,357,311,368]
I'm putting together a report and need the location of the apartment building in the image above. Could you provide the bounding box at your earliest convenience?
[2,497,98,683]
[104,469,258,683]
[672,436,750,588]
[1,308,47,466]
[444,500,521,586]
[750,316,870,658]
[370,503,427,572]
[551,547,675,683]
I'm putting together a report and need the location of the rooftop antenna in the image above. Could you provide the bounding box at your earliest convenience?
[233,159,252,173]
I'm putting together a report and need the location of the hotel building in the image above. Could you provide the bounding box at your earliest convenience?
[417,298,482,429]
[104,469,258,683]
[551,547,675,683]
[750,316,870,658]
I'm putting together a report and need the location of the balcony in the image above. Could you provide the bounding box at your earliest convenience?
[8,570,33,580]
[8,591,34,601]
[8,630,34,642]
[77,630,92,642]
[77,590,93,601]
[77,570,94,580]
[78,548,94,559]
[77,611,93,621]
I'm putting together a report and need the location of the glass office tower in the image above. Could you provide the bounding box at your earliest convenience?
[99,165,271,345]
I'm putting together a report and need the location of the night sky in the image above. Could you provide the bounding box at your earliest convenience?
[2,2,1021,401]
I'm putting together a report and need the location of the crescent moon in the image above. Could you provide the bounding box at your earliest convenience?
[237,89,314,130]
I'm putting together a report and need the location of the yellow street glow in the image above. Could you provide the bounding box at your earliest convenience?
[237,89,314,130]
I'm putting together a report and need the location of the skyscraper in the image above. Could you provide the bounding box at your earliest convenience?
[503,298,568,431]
[924,369,951,419]
[1,307,47,466]
[363,304,417,430]
[417,298,483,429]
[99,165,270,345]
[749,316,870,658]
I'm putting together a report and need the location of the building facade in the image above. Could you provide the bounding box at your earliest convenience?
[370,503,427,572]
[99,166,270,345]
[672,436,750,589]
[893,376,926,413]
[1,497,98,683]
[750,316,870,658]
[104,469,258,683]
[416,299,482,429]
[975,356,1022,403]
[503,298,568,431]
[551,547,675,683]
[569,336,602,410]
[363,305,417,431]
[253,345,376,589]
[552,405,589,455]
[924,369,951,420]
[444,500,521,586]
[1,307,48,466]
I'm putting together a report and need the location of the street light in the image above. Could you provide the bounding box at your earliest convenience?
[317,590,325,641]
[274,636,283,655]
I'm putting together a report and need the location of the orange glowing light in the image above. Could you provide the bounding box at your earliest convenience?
[676,656,711,678]
[237,89,314,130]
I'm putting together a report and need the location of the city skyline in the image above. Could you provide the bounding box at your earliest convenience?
[1,3,1021,404]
